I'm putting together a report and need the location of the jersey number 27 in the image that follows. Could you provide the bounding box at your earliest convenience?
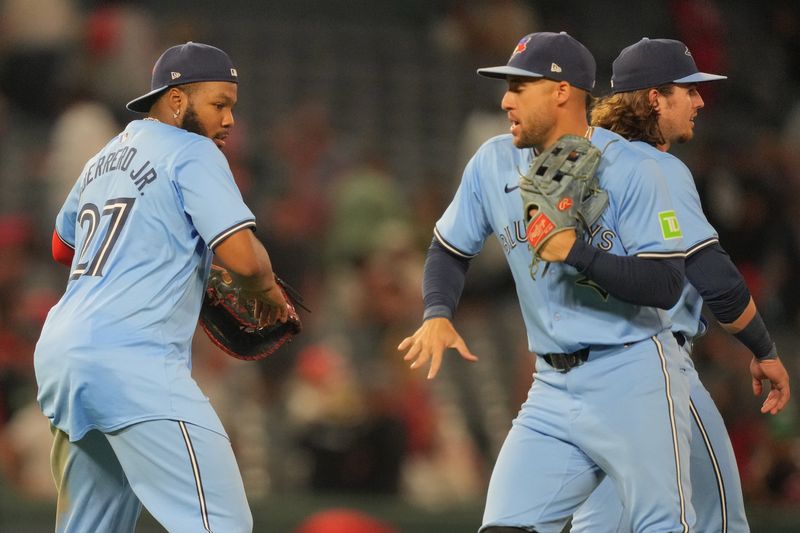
[71,197,135,280]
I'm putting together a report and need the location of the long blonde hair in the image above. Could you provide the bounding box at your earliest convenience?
[590,86,673,146]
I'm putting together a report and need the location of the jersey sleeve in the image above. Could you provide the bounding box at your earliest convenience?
[615,158,684,258]
[173,140,255,250]
[662,158,718,255]
[54,177,82,248]
[433,150,493,258]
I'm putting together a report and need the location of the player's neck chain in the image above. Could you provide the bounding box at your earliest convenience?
[143,117,159,122]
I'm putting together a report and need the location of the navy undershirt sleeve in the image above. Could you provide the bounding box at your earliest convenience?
[422,238,470,321]
[685,242,776,359]
[684,242,749,323]
[565,239,684,309]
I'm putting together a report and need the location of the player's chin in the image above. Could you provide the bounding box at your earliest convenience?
[511,135,529,149]
[213,137,227,149]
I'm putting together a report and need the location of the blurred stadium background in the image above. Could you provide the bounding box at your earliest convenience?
[1,0,800,531]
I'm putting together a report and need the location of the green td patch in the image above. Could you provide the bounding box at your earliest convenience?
[659,210,682,239]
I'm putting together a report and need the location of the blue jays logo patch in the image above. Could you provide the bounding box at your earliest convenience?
[510,36,531,60]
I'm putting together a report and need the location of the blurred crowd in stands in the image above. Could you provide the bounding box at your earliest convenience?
[1,0,800,523]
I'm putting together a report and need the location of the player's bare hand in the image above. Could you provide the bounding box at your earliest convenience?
[750,357,791,415]
[539,230,577,262]
[397,317,479,379]
[251,283,289,328]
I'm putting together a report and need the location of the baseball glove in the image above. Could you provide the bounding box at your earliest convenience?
[520,134,609,278]
[199,265,305,360]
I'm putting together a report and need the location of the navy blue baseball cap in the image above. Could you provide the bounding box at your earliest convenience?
[126,42,239,112]
[610,38,726,93]
[477,32,596,92]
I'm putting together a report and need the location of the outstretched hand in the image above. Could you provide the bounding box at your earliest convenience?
[750,357,791,415]
[397,317,479,379]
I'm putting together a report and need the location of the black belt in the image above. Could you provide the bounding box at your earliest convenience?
[541,347,591,373]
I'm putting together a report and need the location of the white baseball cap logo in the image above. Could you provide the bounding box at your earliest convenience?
[550,63,562,73]
[171,71,181,80]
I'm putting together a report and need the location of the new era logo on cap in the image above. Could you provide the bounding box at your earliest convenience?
[477,31,596,92]
[171,72,181,80]
[610,37,726,93]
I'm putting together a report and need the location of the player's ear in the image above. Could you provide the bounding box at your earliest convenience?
[647,88,661,111]
[165,87,185,112]
[554,81,571,104]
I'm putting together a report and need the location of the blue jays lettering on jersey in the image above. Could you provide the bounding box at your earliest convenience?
[631,140,718,340]
[35,119,255,441]
[434,127,683,355]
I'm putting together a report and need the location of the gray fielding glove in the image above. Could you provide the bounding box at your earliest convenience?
[519,134,609,278]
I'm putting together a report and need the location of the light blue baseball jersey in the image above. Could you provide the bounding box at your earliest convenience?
[631,140,718,340]
[435,128,683,355]
[571,142,746,533]
[35,119,255,441]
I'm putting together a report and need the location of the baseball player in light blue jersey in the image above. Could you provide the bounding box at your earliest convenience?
[35,42,289,533]
[399,32,696,533]
[571,38,791,533]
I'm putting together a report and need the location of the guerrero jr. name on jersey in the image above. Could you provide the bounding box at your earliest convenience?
[80,135,159,196]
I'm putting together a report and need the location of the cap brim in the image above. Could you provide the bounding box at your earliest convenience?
[673,72,727,84]
[477,66,545,79]
[126,86,169,113]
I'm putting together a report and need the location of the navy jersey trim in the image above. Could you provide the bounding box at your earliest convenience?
[178,421,212,533]
[685,237,719,258]
[433,227,478,259]
[652,335,690,533]
[635,251,686,260]
[208,220,256,250]
[689,398,728,532]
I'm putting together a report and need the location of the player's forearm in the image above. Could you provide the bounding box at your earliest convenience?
[422,238,470,321]
[213,229,276,292]
[721,299,778,360]
[565,239,684,309]
[685,243,777,359]
[226,255,277,294]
